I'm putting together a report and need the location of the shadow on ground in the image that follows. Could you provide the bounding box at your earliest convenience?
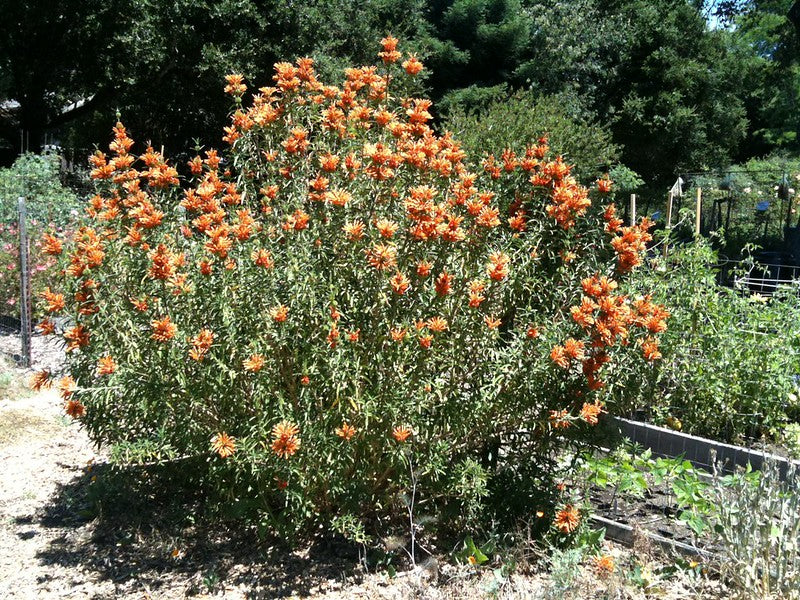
[34,462,365,598]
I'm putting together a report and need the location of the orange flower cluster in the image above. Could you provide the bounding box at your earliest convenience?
[211,431,236,458]
[271,420,301,458]
[96,355,117,376]
[554,504,581,533]
[189,328,215,361]
[29,370,51,391]
[243,353,265,372]
[151,316,177,342]
[594,554,615,575]
[392,426,412,442]
[555,273,669,390]
[335,422,356,441]
[611,218,654,272]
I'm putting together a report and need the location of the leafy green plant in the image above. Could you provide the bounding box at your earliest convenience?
[705,457,800,600]
[0,153,82,224]
[615,238,800,442]
[443,89,620,182]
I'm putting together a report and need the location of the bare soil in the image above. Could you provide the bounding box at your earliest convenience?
[0,334,726,599]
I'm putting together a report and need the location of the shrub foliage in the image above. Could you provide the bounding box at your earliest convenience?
[36,38,665,540]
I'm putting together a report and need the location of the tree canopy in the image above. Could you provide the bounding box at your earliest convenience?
[0,0,797,186]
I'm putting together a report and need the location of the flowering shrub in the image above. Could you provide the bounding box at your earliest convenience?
[0,220,66,320]
[0,153,81,320]
[36,38,665,541]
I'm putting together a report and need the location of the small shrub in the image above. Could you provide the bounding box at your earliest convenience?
[707,458,800,600]
[38,38,664,545]
[443,89,622,183]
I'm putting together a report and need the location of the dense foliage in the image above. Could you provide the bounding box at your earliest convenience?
[0,1,797,187]
[615,240,800,442]
[35,42,665,542]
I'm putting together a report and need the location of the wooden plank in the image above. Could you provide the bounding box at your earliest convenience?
[591,515,711,559]
[612,416,800,479]
[695,187,702,237]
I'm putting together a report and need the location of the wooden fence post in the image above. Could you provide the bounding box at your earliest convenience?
[630,194,636,226]
[695,187,702,238]
[18,196,31,367]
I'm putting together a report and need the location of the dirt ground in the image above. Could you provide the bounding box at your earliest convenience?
[0,335,725,599]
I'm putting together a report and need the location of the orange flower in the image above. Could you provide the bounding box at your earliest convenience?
[347,329,360,343]
[64,399,86,419]
[327,324,340,348]
[419,333,433,349]
[468,292,485,308]
[343,220,366,241]
[319,153,340,172]
[151,316,177,342]
[563,338,585,361]
[549,409,571,429]
[270,304,289,323]
[594,554,615,576]
[96,355,117,376]
[243,353,265,372]
[476,206,500,228]
[325,189,352,207]
[41,233,63,255]
[390,272,411,295]
[300,375,310,386]
[596,176,613,193]
[526,326,540,339]
[224,73,246,96]
[189,329,215,358]
[41,288,65,313]
[416,260,432,277]
[427,316,448,332]
[550,345,569,369]
[37,318,56,335]
[580,402,605,425]
[29,370,51,391]
[484,315,501,329]
[392,425,412,442]
[486,252,510,281]
[211,432,236,458]
[64,325,90,352]
[375,218,398,238]
[335,422,356,441]
[366,243,397,271]
[390,327,407,342]
[641,337,662,361]
[402,55,423,75]
[57,375,77,399]
[329,305,341,321]
[252,248,274,269]
[130,296,149,312]
[379,36,401,63]
[554,504,580,533]
[435,271,452,296]
[271,420,301,458]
